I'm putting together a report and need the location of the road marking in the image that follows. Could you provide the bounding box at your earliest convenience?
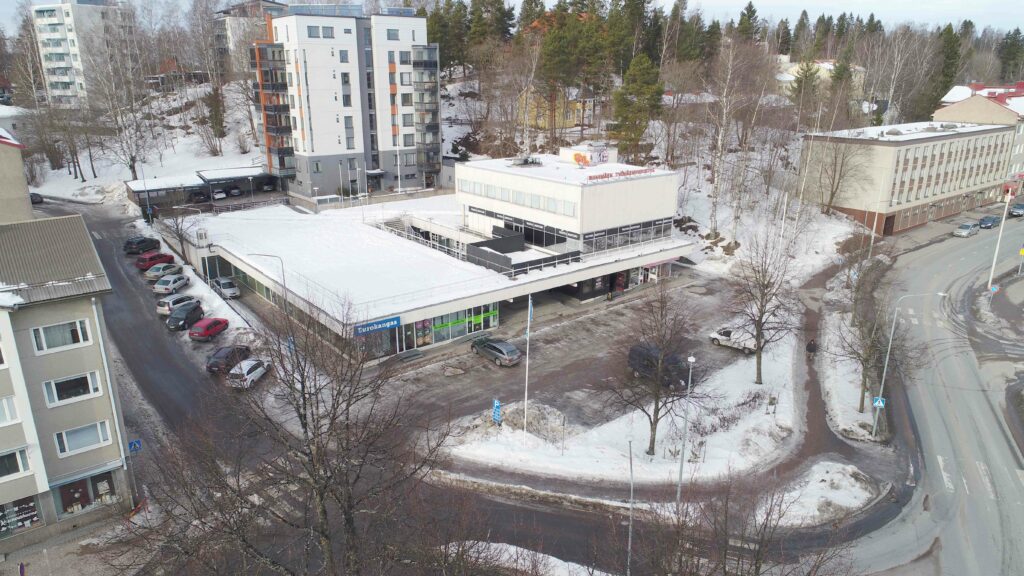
[963,476,971,495]
[1017,469,1024,487]
[937,320,948,330]
[932,311,940,320]
[976,461,996,500]
[910,317,919,325]
[91,231,101,240]
[937,455,955,493]
[907,308,916,316]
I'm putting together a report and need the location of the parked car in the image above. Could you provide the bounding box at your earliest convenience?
[135,251,174,270]
[979,215,1002,229]
[152,273,190,295]
[206,345,251,374]
[952,221,980,237]
[144,262,183,282]
[189,190,211,203]
[29,192,44,204]
[708,327,757,354]
[1009,203,1024,217]
[211,277,241,299]
[212,190,227,201]
[227,186,243,197]
[188,317,229,342]
[166,301,203,331]
[470,337,523,367]
[156,294,199,316]
[227,358,270,389]
[628,343,688,389]
[261,183,275,192]
[123,236,160,254]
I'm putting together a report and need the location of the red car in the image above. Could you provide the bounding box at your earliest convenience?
[135,251,174,271]
[188,318,229,342]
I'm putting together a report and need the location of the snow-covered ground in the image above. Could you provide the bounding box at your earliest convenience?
[446,542,613,576]
[820,311,876,442]
[779,461,877,526]
[29,83,259,205]
[447,334,799,484]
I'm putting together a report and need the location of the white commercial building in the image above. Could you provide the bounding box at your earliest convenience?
[177,146,693,359]
[251,5,441,206]
[31,0,127,108]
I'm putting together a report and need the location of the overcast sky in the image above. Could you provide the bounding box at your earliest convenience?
[1,1,1018,43]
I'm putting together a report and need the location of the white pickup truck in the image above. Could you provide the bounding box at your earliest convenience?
[708,327,757,354]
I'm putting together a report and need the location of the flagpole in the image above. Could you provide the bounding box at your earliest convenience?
[523,294,532,446]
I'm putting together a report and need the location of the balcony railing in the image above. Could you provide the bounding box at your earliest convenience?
[414,101,438,112]
[263,103,290,114]
[266,124,292,136]
[268,145,294,156]
[250,58,286,70]
[417,142,441,154]
[270,166,297,177]
[412,60,438,70]
[252,80,288,93]
[413,81,436,91]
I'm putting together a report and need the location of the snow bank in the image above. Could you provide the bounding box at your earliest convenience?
[447,542,613,576]
[779,461,876,526]
[448,335,799,484]
[820,312,876,442]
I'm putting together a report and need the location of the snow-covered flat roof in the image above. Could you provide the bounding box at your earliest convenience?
[462,155,675,186]
[811,121,1007,143]
[0,127,22,149]
[0,105,27,118]
[196,193,692,322]
[125,174,205,192]
[197,166,266,181]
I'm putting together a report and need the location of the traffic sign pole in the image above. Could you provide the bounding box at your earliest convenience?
[1018,245,1024,276]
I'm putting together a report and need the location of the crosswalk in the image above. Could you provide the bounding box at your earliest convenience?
[936,455,1024,500]
[899,308,949,330]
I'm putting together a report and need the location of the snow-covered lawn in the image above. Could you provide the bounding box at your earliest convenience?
[779,461,877,526]
[447,335,799,484]
[820,311,876,442]
[446,542,613,576]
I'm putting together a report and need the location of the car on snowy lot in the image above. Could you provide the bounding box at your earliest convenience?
[188,318,229,342]
[156,294,199,316]
[123,236,160,254]
[227,358,270,389]
[135,251,174,270]
[1009,203,1024,217]
[952,221,980,237]
[470,338,522,367]
[211,277,241,299]
[708,327,757,354]
[206,345,251,374]
[152,273,190,295]
[628,343,689,389]
[979,215,1002,229]
[144,262,183,282]
[30,192,44,204]
[166,301,204,331]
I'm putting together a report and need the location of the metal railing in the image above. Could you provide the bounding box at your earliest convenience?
[212,197,290,214]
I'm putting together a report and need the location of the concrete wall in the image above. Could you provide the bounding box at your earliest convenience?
[580,174,678,232]
[0,144,32,225]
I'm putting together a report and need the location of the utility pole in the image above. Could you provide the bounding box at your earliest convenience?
[987,190,1013,290]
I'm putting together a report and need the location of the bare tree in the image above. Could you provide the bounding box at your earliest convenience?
[606,283,708,456]
[801,135,871,215]
[731,232,800,385]
[114,303,451,574]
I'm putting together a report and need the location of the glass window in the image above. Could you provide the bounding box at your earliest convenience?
[321,26,334,38]
[343,94,351,106]
[0,496,41,537]
[387,28,399,40]
[0,449,29,478]
[400,72,411,86]
[306,25,320,38]
[388,51,395,63]
[341,72,350,85]
[401,93,412,106]
[402,113,413,127]
[0,396,17,426]
[43,372,100,407]
[55,421,110,456]
[344,116,354,128]
[400,51,411,64]
[339,49,349,63]
[32,319,90,353]
[346,137,355,149]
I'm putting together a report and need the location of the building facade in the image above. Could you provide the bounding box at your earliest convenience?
[0,129,32,224]
[31,0,127,108]
[250,6,441,204]
[801,122,1015,235]
[933,93,1024,179]
[214,0,288,82]
[0,212,131,554]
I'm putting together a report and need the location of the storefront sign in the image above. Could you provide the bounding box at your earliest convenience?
[354,316,401,336]
[586,167,657,182]
[468,205,487,216]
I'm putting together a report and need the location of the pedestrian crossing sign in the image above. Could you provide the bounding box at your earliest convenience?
[873,396,885,409]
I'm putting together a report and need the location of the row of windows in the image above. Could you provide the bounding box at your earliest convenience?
[457,179,578,218]
[293,26,407,42]
[0,419,112,483]
[889,134,1012,205]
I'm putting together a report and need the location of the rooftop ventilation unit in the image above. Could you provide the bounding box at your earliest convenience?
[510,155,541,167]
[885,128,903,136]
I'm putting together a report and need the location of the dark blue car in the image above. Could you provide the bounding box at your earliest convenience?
[979,215,1002,229]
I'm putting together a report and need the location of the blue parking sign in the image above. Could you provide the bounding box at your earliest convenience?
[128,439,142,453]
[492,399,502,426]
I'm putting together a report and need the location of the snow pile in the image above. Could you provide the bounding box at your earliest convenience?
[780,461,876,526]
[445,542,613,576]
[0,282,26,308]
[447,335,799,484]
[820,311,876,442]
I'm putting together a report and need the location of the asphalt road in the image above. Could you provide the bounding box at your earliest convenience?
[847,220,1024,575]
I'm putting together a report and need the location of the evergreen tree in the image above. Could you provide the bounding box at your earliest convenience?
[788,59,819,104]
[677,12,705,61]
[792,10,810,58]
[812,14,831,58]
[865,13,883,34]
[517,0,546,33]
[702,19,721,62]
[735,2,759,42]
[830,44,853,98]
[468,0,514,44]
[611,53,662,162]
[997,28,1024,82]
[776,19,792,55]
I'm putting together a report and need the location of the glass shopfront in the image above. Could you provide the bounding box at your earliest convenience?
[52,471,117,518]
[357,303,499,359]
[0,496,40,539]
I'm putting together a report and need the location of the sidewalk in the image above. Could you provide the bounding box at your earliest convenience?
[0,514,120,576]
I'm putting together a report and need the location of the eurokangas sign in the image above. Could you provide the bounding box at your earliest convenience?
[586,168,656,182]
[354,316,401,336]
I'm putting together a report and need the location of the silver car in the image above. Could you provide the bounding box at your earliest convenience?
[952,222,979,237]
[470,338,523,367]
[152,273,190,295]
[144,262,183,282]
[212,277,241,299]
[156,294,199,315]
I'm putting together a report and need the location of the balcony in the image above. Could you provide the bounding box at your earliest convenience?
[263,103,290,114]
[414,101,438,112]
[252,80,288,94]
[268,145,294,156]
[415,121,440,132]
[412,59,438,70]
[417,142,441,154]
[266,124,292,136]
[270,165,297,177]
[413,81,436,91]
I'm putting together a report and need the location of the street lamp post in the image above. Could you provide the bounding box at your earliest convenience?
[248,253,288,318]
[675,355,696,512]
[871,292,946,437]
[987,190,1014,290]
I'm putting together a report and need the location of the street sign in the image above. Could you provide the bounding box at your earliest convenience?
[991,285,999,293]
[1019,247,1024,256]
[128,439,142,453]
[492,399,502,426]
[873,397,886,409]
[286,336,295,354]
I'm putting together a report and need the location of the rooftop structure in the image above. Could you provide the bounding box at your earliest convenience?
[811,122,1001,143]
[940,81,1024,107]
[933,88,1024,179]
